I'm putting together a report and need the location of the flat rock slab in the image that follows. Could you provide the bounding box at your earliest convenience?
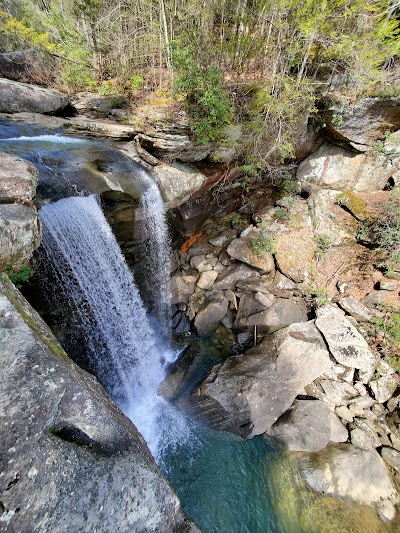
[194,297,229,337]
[193,321,332,438]
[0,79,69,114]
[266,399,347,452]
[300,443,399,520]
[337,295,372,322]
[0,152,38,202]
[315,304,376,378]
[227,232,275,272]
[0,275,194,532]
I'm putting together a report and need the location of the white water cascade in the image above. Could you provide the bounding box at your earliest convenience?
[40,194,192,459]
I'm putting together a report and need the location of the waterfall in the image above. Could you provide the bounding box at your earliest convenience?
[138,179,172,344]
[40,194,191,459]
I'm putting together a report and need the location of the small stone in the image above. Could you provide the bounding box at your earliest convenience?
[349,395,376,409]
[379,280,398,291]
[370,374,398,403]
[390,433,400,451]
[387,396,399,413]
[197,271,218,290]
[377,500,397,522]
[372,403,386,417]
[191,254,213,272]
[350,419,381,450]
[354,382,368,396]
[209,235,228,247]
[337,280,350,293]
[240,225,254,238]
[320,380,359,406]
[253,291,274,308]
[213,262,226,273]
[335,405,354,423]
[337,296,372,322]
[384,271,400,281]
[237,332,251,345]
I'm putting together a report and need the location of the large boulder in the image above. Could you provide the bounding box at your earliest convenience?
[266,399,347,452]
[297,142,397,192]
[315,305,377,380]
[0,275,195,532]
[0,152,38,202]
[0,49,44,83]
[151,162,205,209]
[137,131,212,162]
[0,79,69,115]
[226,231,275,272]
[322,97,400,149]
[192,321,332,438]
[300,443,399,521]
[194,295,229,337]
[0,204,41,270]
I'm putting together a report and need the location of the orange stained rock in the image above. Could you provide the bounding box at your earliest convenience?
[180,232,203,254]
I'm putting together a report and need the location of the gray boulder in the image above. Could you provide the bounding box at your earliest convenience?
[0,204,41,270]
[151,162,205,209]
[300,443,399,521]
[337,295,373,322]
[234,297,308,334]
[0,79,69,114]
[323,97,400,149]
[297,142,396,192]
[315,305,376,379]
[193,321,332,438]
[194,296,229,337]
[0,275,194,533]
[0,152,38,202]
[226,232,275,272]
[213,263,260,290]
[266,399,347,452]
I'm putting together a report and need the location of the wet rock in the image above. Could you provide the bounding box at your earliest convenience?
[266,399,347,452]
[315,305,376,379]
[0,79,69,114]
[337,296,372,322]
[193,321,332,437]
[170,275,191,304]
[0,152,38,202]
[234,297,308,334]
[300,443,399,520]
[151,163,205,209]
[0,275,194,532]
[194,296,229,337]
[0,204,41,271]
[298,142,396,192]
[370,374,399,404]
[226,233,275,273]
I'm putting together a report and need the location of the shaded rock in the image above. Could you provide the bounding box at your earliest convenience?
[300,443,399,520]
[234,298,308,334]
[319,380,359,407]
[0,79,69,115]
[227,232,275,272]
[315,305,376,378]
[381,447,400,473]
[151,163,205,209]
[0,275,194,532]
[193,321,332,438]
[308,189,358,245]
[297,142,396,192]
[194,297,229,337]
[137,131,211,161]
[68,116,139,139]
[266,399,347,452]
[0,152,38,203]
[335,405,354,423]
[236,275,274,295]
[0,204,41,271]
[323,97,400,148]
[370,374,399,404]
[213,263,260,290]
[270,271,298,290]
[235,292,269,322]
[0,49,44,83]
[337,296,372,322]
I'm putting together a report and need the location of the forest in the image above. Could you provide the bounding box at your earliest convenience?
[1,0,399,170]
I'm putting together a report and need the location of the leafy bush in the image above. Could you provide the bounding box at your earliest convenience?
[251,222,276,256]
[170,39,232,144]
[360,191,400,269]
[314,233,332,260]
[6,265,34,289]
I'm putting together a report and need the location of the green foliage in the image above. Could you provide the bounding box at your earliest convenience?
[304,286,329,308]
[98,80,117,96]
[370,305,400,370]
[331,113,344,127]
[130,74,144,94]
[6,265,34,289]
[230,215,244,228]
[313,233,332,260]
[274,207,289,221]
[360,190,400,269]
[170,39,232,143]
[251,222,276,256]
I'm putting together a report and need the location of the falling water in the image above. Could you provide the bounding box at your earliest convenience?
[40,194,190,458]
